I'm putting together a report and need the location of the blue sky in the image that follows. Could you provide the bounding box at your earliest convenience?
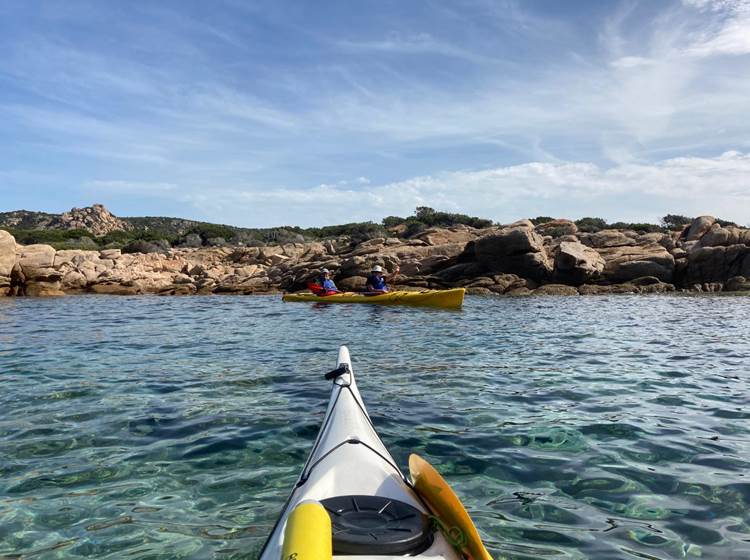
[1,0,749,227]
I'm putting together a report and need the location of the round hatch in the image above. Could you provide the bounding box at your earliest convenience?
[320,495,433,555]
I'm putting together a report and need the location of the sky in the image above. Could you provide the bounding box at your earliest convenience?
[1,0,749,227]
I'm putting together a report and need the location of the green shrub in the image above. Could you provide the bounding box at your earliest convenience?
[307,222,387,243]
[187,223,236,242]
[661,214,692,230]
[609,222,665,234]
[403,219,426,237]
[99,230,133,246]
[530,216,555,225]
[8,228,95,247]
[260,228,305,244]
[716,218,738,228]
[122,239,168,254]
[380,207,492,236]
[574,217,608,233]
[382,216,406,228]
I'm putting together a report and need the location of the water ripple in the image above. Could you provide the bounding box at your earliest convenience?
[1,294,749,558]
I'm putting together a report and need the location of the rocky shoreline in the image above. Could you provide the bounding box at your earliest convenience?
[2,215,750,297]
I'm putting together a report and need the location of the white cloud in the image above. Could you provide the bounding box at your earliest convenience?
[610,56,655,68]
[2,0,749,228]
[682,0,749,11]
[686,15,750,56]
[171,151,750,227]
[682,0,750,56]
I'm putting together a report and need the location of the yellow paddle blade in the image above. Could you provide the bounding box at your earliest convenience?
[409,453,493,560]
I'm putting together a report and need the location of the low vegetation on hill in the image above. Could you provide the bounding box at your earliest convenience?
[0,205,740,251]
[531,214,737,234]
[1,206,495,250]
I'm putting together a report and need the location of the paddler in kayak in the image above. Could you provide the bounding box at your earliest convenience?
[365,264,399,293]
[309,268,339,296]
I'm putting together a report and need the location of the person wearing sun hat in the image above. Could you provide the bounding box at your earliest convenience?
[317,268,338,293]
[365,264,399,293]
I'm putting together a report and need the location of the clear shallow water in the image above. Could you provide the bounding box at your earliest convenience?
[1,294,749,560]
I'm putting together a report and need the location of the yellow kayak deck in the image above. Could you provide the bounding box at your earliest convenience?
[282,288,465,309]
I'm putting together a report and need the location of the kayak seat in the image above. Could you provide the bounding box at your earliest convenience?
[321,495,433,555]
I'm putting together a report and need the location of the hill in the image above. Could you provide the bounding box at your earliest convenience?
[0,204,494,251]
[2,203,737,254]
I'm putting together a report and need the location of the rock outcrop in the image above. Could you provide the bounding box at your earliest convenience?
[474,224,552,281]
[685,216,715,241]
[0,230,16,295]
[57,204,132,235]
[1,214,749,297]
[0,204,133,236]
[554,241,605,285]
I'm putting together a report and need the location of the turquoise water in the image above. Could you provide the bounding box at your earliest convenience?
[1,295,749,559]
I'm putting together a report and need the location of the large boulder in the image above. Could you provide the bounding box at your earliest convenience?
[414,226,478,247]
[130,273,178,293]
[536,219,578,237]
[397,254,453,276]
[54,249,96,268]
[554,241,605,285]
[24,282,65,297]
[474,226,552,281]
[725,276,750,292]
[16,244,60,282]
[685,216,716,241]
[698,225,750,248]
[338,256,369,277]
[337,276,367,291]
[596,241,675,283]
[17,244,55,270]
[639,232,676,251]
[579,230,634,248]
[0,230,16,278]
[62,270,88,290]
[488,274,529,294]
[228,247,262,264]
[431,262,486,283]
[99,249,122,260]
[684,244,750,284]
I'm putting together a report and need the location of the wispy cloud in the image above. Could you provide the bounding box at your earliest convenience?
[170,151,750,227]
[333,32,499,65]
[0,0,748,226]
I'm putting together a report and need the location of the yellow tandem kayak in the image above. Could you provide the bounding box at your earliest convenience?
[282,288,465,309]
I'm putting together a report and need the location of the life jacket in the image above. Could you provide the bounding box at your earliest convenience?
[366,274,387,291]
[308,278,338,296]
[320,278,337,291]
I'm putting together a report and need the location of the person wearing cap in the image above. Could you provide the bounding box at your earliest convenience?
[365,264,399,293]
[316,268,339,294]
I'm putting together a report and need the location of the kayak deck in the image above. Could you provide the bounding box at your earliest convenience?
[282,288,465,309]
[258,346,463,559]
